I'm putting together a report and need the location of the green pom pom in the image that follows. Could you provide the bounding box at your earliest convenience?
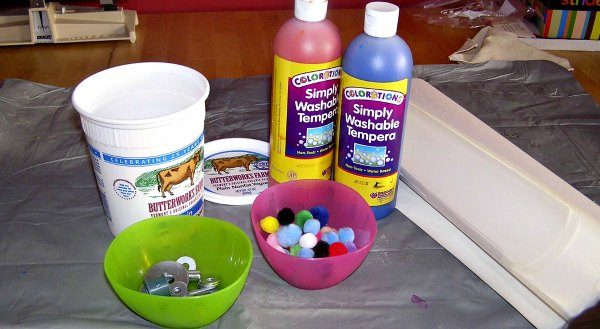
[289,244,302,256]
[295,210,313,229]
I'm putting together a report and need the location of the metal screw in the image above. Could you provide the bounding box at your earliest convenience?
[169,281,188,297]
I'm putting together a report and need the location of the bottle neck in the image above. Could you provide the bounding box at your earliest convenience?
[294,0,328,22]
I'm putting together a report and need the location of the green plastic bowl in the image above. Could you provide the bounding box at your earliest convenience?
[104,216,252,328]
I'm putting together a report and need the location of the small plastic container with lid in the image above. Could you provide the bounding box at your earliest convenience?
[269,0,342,185]
[334,2,413,220]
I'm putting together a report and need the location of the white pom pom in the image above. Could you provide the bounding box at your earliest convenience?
[299,233,318,249]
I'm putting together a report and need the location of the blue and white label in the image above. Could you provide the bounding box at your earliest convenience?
[87,133,205,234]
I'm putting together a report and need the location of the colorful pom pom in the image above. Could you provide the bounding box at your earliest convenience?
[289,244,302,256]
[298,248,315,258]
[313,240,330,258]
[329,242,349,256]
[264,204,361,261]
[276,224,302,248]
[299,233,318,249]
[303,218,320,235]
[309,205,329,227]
[338,227,355,243]
[295,209,313,228]
[321,231,339,244]
[289,223,302,239]
[344,241,357,253]
[260,216,280,234]
[266,233,280,248]
[277,207,295,226]
[320,226,335,234]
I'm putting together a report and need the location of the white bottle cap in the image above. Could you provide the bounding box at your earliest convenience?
[364,2,399,38]
[294,0,328,22]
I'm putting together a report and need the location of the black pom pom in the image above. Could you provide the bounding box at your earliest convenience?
[313,240,330,258]
[276,207,295,226]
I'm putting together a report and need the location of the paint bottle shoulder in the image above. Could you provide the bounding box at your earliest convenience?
[342,33,413,82]
[274,17,342,64]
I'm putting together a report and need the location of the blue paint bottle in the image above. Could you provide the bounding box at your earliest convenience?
[334,2,413,220]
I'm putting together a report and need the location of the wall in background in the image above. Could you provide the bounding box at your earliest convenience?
[1,0,423,13]
[113,0,422,13]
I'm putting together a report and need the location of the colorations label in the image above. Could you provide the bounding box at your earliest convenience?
[334,72,409,206]
[270,56,341,183]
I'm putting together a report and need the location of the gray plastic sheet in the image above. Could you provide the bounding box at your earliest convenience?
[0,61,598,328]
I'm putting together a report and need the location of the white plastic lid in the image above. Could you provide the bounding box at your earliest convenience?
[203,138,270,205]
[364,2,399,38]
[294,0,328,22]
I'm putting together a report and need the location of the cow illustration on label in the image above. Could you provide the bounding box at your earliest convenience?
[211,154,259,175]
[157,151,202,198]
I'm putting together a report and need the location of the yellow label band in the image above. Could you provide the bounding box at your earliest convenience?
[334,71,409,206]
[269,56,341,183]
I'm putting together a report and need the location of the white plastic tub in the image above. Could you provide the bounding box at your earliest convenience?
[73,62,209,235]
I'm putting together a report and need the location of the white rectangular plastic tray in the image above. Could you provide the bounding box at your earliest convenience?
[397,78,600,328]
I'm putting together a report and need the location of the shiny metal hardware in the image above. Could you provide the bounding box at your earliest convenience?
[144,261,189,286]
[168,281,188,297]
[141,274,171,296]
[187,277,220,296]
[188,270,202,282]
[176,256,197,271]
[140,261,190,296]
[139,259,218,297]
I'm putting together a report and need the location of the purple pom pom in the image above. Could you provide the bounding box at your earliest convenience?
[344,241,357,253]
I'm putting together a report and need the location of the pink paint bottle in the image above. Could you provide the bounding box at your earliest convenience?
[269,0,342,185]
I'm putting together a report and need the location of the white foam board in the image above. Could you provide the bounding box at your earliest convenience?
[395,180,566,328]
[398,79,600,327]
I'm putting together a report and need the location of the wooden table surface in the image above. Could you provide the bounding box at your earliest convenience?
[0,8,598,103]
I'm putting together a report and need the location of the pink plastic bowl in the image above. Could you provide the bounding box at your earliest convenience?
[250,180,377,290]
